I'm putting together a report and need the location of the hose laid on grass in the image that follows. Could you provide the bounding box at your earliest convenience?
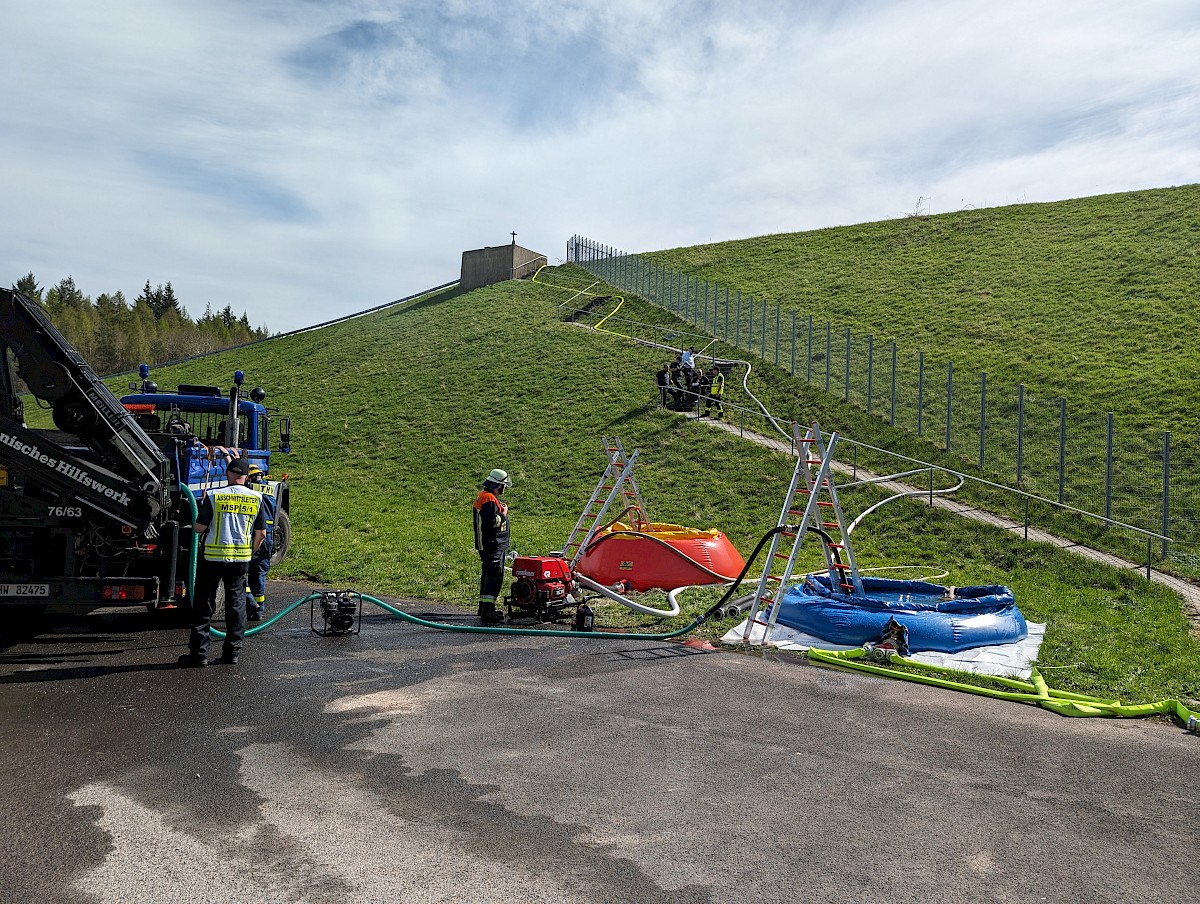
[806,646,1200,732]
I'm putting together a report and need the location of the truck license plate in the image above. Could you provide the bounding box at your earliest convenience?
[0,583,50,597]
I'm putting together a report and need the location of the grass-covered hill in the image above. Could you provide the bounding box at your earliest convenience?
[642,184,1200,432]
[119,269,1200,708]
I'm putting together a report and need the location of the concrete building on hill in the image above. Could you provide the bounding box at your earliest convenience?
[460,234,547,291]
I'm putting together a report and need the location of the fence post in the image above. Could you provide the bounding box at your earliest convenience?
[790,311,796,375]
[844,327,852,402]
[1058,399,1066,505]
[736,291,742,347]
[1016,384,1025,487]
[1162,431,1170,559]
[775,304,781,367]
[979,372,987,469]
[825,322,832,392]
[761,298,768,359]
[867,335,874,415]
[748,295,754,352]
[890,340,897,425]
[945,361,953,452]
[724,287,729,342]
[1104,412,1113,524]
[806,315,813,382]
[918,351,924,436]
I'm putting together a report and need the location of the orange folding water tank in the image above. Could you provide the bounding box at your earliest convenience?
[576,522,745,592]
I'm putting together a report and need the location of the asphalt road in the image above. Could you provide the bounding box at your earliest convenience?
[1,580,1196,903]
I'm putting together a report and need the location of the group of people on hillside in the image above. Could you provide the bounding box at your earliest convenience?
[656,348,725,416]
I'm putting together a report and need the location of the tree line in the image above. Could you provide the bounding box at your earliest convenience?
[11,273,270,376]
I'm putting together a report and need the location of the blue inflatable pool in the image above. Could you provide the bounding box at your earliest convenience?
[773,575,1028,653]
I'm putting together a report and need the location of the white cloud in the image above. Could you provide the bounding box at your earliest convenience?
[1,0,1197,331]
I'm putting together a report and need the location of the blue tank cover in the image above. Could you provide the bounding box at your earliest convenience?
[774,575,1028,653]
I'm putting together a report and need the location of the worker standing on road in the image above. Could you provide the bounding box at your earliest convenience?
[473,468,512,625]
[179,455,266,667]
[244,463,276,621]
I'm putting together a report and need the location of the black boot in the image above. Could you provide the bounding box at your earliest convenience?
[477,602,505,625]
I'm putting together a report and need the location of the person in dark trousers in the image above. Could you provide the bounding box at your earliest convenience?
[655,364,671,407]
[244,463,276,621]
[179,455,266,667]
[473,468,512,624]
[695,368,712,416]
[705,365,725,417]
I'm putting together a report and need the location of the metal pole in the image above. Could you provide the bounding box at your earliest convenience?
[1162,431,1170,559]
[736,291,742,347]
[1105,412,1113,524]
[806,314,813,382]
[917,351,924,436]
[867,335,874,414]
[790,311,796,375]
[945,361,953,452]
[1058,399,1067,505]
[775,305,781,366]
[724,287,729,342]
[844,327,851,402]
[890,340,897,426]
[979,372,987,469]
[703,281,710,331]
[825,322,831,392]
[761,298,768,360]
[1016,384,1025,487]
[748,295,754,352]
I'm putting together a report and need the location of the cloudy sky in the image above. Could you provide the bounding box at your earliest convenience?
[2,1,1197,332]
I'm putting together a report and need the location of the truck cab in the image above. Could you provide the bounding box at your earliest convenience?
[119,365,293,568]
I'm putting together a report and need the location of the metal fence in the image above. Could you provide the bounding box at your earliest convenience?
[567,235,1190,559]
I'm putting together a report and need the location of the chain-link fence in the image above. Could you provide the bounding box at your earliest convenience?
[568,235,1187,559]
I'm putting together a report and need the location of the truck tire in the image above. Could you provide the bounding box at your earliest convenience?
[270,509,292,567]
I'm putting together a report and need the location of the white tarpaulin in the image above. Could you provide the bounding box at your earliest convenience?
[722,618,1047,679]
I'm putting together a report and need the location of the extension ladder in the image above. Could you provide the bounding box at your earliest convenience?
[561,436,651,568]
[740,422,863,644]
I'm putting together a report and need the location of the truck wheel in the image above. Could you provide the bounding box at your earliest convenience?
[270,509,292,567]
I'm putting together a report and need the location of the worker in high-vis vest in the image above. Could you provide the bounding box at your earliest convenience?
[473,468,512,624]
[179,454,266,668]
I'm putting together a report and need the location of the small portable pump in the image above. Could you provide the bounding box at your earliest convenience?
[507,553,579,621]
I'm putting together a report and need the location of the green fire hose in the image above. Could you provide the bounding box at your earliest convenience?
[807,646,1199,731]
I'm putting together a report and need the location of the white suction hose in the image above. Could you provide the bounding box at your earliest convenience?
[575,573,683,618]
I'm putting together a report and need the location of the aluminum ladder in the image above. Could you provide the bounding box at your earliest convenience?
[561,436,650,568]
[740,422,864,644]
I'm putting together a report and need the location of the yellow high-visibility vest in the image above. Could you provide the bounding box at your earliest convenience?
[203,485,262,563]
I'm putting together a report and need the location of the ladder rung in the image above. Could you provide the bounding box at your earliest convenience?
[822,522,840,528]
[817,501,834,507]
[780,530,796,538]
[827,542,844,549]
[829,562,851,570]
[806,458,823,465]
[787,509,805,517]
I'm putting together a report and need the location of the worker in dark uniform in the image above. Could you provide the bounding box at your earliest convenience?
[179,455,265,667]
[695,368,712,416]
[655,363,671,407]
[244,463,276,621]
[706,365,725,417]
[473,468,512,624]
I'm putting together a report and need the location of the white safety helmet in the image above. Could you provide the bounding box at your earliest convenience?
[485,468,512,489]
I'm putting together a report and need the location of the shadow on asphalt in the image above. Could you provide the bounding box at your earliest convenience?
[0,661,180,684]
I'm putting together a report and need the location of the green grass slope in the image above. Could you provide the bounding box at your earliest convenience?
[124,270,1199,708]
[642,184,1200,431]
